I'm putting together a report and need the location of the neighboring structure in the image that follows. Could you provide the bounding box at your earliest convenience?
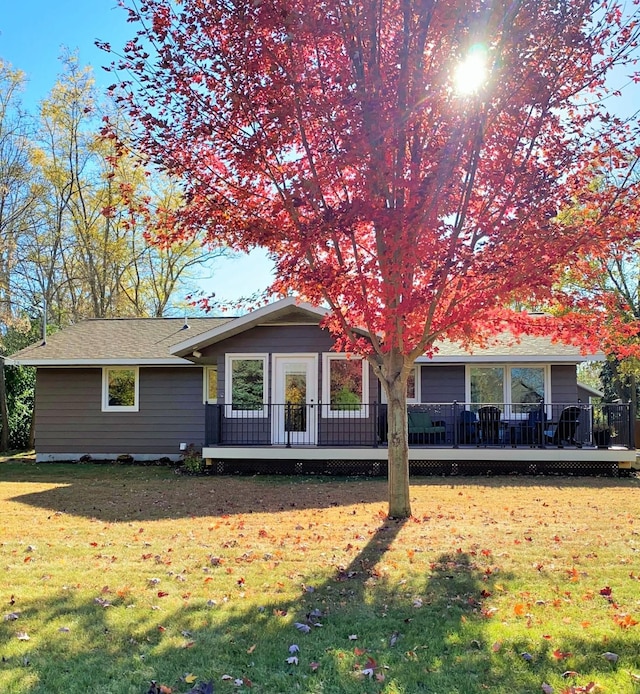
[8,298,636,472]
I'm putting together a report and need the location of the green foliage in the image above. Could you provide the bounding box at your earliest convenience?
[4,365,34,449]
[231,358,264,410]
[180,444,204,474]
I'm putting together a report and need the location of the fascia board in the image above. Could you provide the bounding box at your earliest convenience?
[8,358,196,367]
[415,353,603,364]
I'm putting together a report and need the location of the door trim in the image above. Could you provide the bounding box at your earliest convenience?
[271,354,318,445]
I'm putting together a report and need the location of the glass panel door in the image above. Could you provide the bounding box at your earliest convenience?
[273,356,317,445]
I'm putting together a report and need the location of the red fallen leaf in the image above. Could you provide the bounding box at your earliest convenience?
[514,603,526,616]
[242,677,253,687]
[481,589,492,598]
[90,542,98,547]
[481,549,491,556]
[204,577,213,583]
[613,613,638,628]
[24,556,32,563]
[141,553,153,560]
[354,647,367,656]
[183,641,195,648]
[600,586,612,596]
[157,591,169,598]
[553,649,572,659]
[309,661,320,671]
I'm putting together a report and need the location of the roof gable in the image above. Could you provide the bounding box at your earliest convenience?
[170,298,328,357]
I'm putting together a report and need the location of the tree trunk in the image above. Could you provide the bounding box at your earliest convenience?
[379,352,412,518]
[0,359,9,452]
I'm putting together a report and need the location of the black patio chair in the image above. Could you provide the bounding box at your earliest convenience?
[520,408,547,447]
[458,409,477,444]
[546,406,581,447]
[477,406,502,446]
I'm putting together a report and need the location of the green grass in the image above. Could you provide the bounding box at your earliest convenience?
[1,462,640,693]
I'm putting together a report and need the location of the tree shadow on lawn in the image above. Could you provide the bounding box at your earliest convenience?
[7,462,640,523]
[6,465,390,521]
[8,516,615,694]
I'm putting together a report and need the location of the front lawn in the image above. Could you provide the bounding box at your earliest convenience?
[1,463,640,693]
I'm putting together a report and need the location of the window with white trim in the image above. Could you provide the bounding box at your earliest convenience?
[380,366,420,404]
[225,355,267,416]
[204,365,218,404]
[322,354,368,417]
[102,367,139,412]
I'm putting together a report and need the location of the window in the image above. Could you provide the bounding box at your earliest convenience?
[470,367,504,404]
[204,366,218,404]
[468,365,547,410]
[102,367,139,412]
[322,354,368,417]
[225,355,267,416]
[380,366,420,404]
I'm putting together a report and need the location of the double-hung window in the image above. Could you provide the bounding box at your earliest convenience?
[102,367,139,412]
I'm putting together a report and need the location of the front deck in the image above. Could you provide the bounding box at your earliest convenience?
[203,402,637,474]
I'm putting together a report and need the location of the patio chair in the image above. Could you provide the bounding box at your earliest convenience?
[520,408,547,447]
[546,406,582,447]
[477,406,502,446]
[458,409,478,444]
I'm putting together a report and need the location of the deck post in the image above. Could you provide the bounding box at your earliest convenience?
[452,401,459,448]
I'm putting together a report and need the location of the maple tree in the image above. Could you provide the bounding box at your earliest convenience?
[106,0,640,517]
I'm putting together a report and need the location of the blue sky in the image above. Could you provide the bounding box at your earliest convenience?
[0,1,275,309]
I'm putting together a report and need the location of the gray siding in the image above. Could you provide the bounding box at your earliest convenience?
[35,367,205,456]
[200,324,336,403]
[421,365,465,402]
[551,365,578,402]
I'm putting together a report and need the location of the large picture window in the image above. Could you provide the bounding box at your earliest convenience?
[322,354,368,417]
[225,355,267,416]
[102,367,139,412]
[468,365,547,409]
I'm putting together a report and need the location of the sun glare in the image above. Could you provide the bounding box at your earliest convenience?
[454,47,488,95]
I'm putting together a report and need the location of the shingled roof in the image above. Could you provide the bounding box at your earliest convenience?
[8,299,599,366]
[8,316,233,365]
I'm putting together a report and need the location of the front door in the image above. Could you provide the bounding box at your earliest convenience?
[272,355,318,445]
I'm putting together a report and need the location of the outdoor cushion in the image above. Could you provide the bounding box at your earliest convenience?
[408,411,446,435]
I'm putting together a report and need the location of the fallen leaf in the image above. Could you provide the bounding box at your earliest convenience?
[309,661,320,671]
[552,649,572,660]
[521,652,533,662]
[602,651,619,663]
[541,683,553,694]
[288,644,299,654]
[16,632,30,641]
[348,634,358,640]
[247,644,256,654]
[157,591,169,598]
[294,622,311,633]
[184,673,197,684]
[286,656,299,665]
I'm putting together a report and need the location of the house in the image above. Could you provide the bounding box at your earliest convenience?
[8,297,636,473]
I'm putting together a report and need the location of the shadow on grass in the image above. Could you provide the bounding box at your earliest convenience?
[7,461,639,523]
[4,463,389,521]
[5,517,590,694]
[3,510,639,693]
